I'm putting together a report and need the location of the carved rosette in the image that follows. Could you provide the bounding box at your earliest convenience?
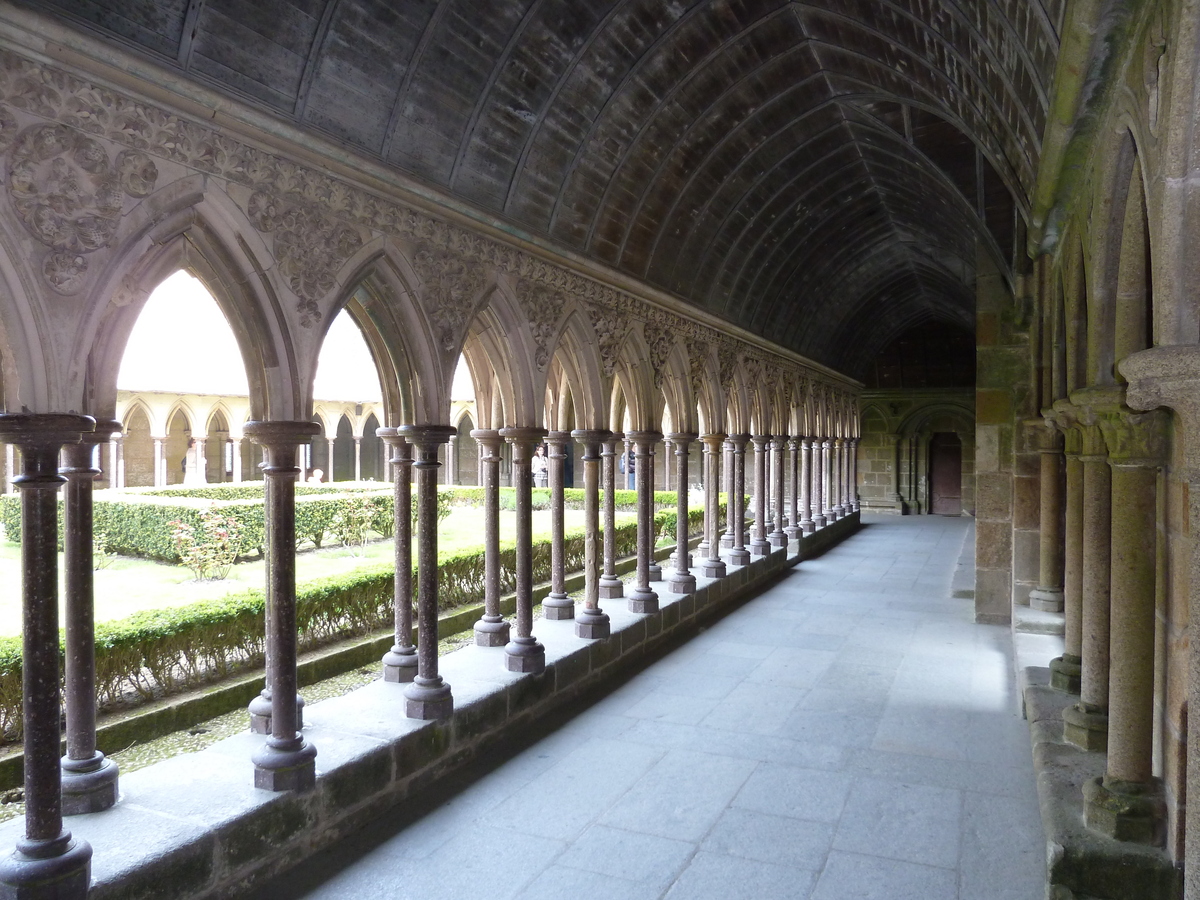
[516,278,562,371]
[7,123,157,294]
[247,190,362,326]
[411,245,486,352]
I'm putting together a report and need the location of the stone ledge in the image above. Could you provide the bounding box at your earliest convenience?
[7,513,857,900]
[1022,669,1182,900]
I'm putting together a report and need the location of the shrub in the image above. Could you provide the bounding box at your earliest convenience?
[170,510,245,581]
[329,498,374,551]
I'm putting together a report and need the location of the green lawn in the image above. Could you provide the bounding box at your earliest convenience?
[0,506,631,637]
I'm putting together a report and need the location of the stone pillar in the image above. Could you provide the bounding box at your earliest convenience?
[325,438,335,481]
[1061,400,1112,753]
[825,439,839,521]
[353,437,362,482]
[728,434,751,565]
[152,436,165,487]
[4,443,13,493]
[829,438,843,517]
[1030,423,1067,613]
[230,437,242,483]
[244,421,319,791]
[500,427,547,673]
[623,436,633,490]
[785,438,801,540]
[543,431,573,620]
[573,430,610,638]
[0,415,95,900]
[720,439,735,548]
[378,430,418,679]
[812,438,828,528]
[799,438,814,533]
[850,437,860,511]
[470,430,509,646]
[60,422,121,815]
[397,425,456,717]
[106,439,119,490]
[841,437,852,514]
[1082,405,1168,844]
[627,430,662,613]
[749,435,771,556]
[1050,420,1084,694]
[447,433,459,485]
[769,436,786,547]
[701,434,727,577]
[599,432,624,599]
[666,433,697,593]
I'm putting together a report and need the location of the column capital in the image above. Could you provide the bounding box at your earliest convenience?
[626,430,662,447]
[665,432,698,446]
[1027,416,1064,453]
[1097,407,1169,467]
[376,425,401,444]
[571,429,609,460]
[0,413,94,448]
[399,424,457,446]
[700,432,726,447]
[469,428,503,449]
[608,430,625,443]
[750,433,771,447]
[499,425,547,447]
[243,420,320,447]
[546,430,572,455]
[728,433,750,449]
[1122,345,1200,470]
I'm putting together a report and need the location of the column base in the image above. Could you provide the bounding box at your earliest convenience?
[719,534,734,549]
[627,588,659,614]
[473,617,510,648]
[1083,777,1166,846]
[728,548,750,565]
[1049,654,1082,694]
[252,736,317,792]
[1062,703,1109,752]
[0,833,91,900]
[248,693,305,734]
[598,576,624,599]
[800,519,814,535]
[648,563,663,581]
[768,530,787,548]
[667,552,694,569]
[542,594,575,620]
[1029,587,1064,612]
[701,557,726,578]
[575,609,611,640]
[696,540,710,558]
[784,526,801,540]
[813,515,827,528]
[61,754,119,816]
[505,637,546,674]
[749,539,771,557]
[667,571,696,594]
[382,646,419,682]
[404,676,454,720]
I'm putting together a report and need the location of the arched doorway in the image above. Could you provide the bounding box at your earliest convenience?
[929,432,963,515]
[166,409,191,485]
[206,410,230,483]
[333,415,355,482]
[122,407,154,487]
[361,413,383,481]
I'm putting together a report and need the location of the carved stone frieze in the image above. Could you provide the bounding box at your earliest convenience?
[516,278,562,371]
[7,122,157,293]
[411,245,486,352]
[643,321,675,388]
[717,345,738,390]
[246,190,362,325]
[686,339,709,400]
[583,302,628,377]
[0,46,853,390]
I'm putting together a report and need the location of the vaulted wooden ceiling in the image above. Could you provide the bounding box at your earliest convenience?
[36,0,1062,376]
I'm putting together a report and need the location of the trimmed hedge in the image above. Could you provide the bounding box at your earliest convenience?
[0,504,711,742]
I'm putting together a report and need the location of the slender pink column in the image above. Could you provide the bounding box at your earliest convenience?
[700,434,727,577]
[666,433,697,593]
[542,431,573,619]
[626,430,662,613]
[599,432,624,599]
[470,429,509,646]
[573,430,610,638]
[500,427,547,673]
[378,429,418,678]
[728,435,751,565]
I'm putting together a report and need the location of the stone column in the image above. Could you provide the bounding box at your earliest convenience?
[1061,398,1112,753]
[353,437,362,482]
[720,438,735,548]
[0,415,94,900]
[1029,423,1066,613]
[701,434,727,577]
[812,438,828,528]
[543,431,573,620]
[573,430,610,638]
[447,433,459,485]
[1050,419,1084,694]
[106,439,119,490]
[623,436,633,490]
[397,425,456,717]
[600,432,624,599]
[627,430,662,613]
[769,436,786,547]
[60,422,121,815]
[325,437,335,481]
[841,437,853,514]
[500,427,547,673]
[728,434,751,565]
[4,443,13,493]
[749,435,771,556]
[666,433,697,593]
[1081,405,1168,844]
[244,421,319,791]
[378,429,418,679]
[470,430,509,646]
[799,438,814,533]
[229,437,241,483]
[826,439,840,521]
[152,436,165,486]
[849,438,860,511]
[785,437,801,540]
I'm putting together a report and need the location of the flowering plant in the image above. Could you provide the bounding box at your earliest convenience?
[169,511,244,580]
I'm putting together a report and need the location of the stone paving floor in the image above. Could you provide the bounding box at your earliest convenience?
[259,514,1044,900]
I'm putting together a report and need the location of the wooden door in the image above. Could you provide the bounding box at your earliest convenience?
[929,432,962,515]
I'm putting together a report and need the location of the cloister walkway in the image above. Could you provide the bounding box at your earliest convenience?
[258,515,1044,900]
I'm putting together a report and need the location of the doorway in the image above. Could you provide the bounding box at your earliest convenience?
[929,432,963,515]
